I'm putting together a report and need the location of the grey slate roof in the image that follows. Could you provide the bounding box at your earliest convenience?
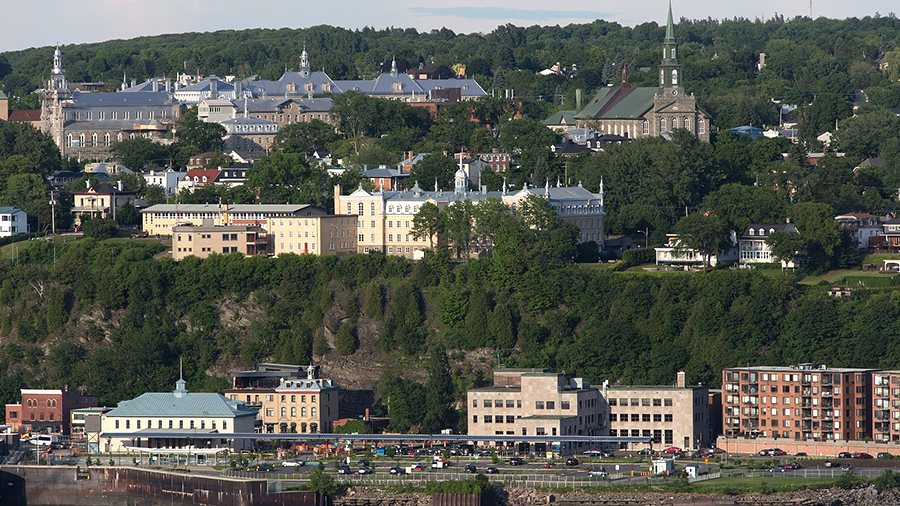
[69,91,175,107]
[740,223,798,239]
[178,79,235,92]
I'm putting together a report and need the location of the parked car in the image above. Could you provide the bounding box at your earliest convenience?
[637,448,655,456]
[769,464,786,472]
[794,452,807,457]
[565,457,580,466]
[463,465,477,473]
[758,449,773,457]
[853,452,873,459]
[771,448,786,456]
[824,460,835,468]
[583,449,603,456]
[877,452,894,459]
[508,457,524,466]
[588,468,608,477]
[357,459,371,467]
[411,463,425,471]
[841,463,854,471]
[249,464,273,472]
[337,465,352,475]
[389,466,405,475]
[663,447,682,454]
[282,460,305,467]
[358,467,374,475]
[784,462,802,470]
[837,452,852,459]
[486,466,499,474]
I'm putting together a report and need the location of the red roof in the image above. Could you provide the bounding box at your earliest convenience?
[182,169,221,183]
[8,110,40,122]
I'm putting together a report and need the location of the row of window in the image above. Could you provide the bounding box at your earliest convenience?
[114,418,227,430]
[608,398,674,407]
[265,406,318,417]
[70,110,166,121]
[610,413,674,422]
[24,399,57,408]
[8,411,54,421]
[609,428,674,445]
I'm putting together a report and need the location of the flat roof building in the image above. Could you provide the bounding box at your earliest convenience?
[467,369,606,455]
[171,223,268,260]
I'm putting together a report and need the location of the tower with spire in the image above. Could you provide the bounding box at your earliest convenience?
[41,46,71,157]
[299,44,310,78]
[658,2,682,90]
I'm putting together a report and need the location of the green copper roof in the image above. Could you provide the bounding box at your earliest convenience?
[0,91,8,100]
[542,110,576,126]
[665,2,676,43]
[574,86,657,120]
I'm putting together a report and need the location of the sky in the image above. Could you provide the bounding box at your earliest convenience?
[2,0,898,53]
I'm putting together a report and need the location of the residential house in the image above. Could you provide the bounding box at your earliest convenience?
[224,363,315,431]
[71,181,137,222]
[171,222,268,260]
[655,233,738,267]
[217,164,251,187]
[0,207,29,237]
[738,223,800,268]
[835,213,883,250]
[8,109,42,129]
[467,369,606,455]
[4,387,98,435]
[141,168,185,196]
[876,216,900,251]
[187,152,221,169]
[603,371,711,450]
[360,165,410,192]
[99,378,256,453]
[177,169,222,193]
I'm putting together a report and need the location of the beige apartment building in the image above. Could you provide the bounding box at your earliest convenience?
[141,203,335,237]
[266,213,357,257]
[260,367,339,434]
[467,369,606,455]
[171,223,268,260]
[604,371,710,450]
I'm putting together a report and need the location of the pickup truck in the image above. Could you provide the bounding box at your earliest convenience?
[431,459,450,469]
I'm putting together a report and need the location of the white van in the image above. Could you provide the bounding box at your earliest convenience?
[32,435,59,446]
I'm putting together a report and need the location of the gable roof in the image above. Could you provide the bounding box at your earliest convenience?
[106,384,256,419]
[741,223,798,239]
[543,110,576,127]
[182,169,222,182]
[8,110,40,122]
[575,86,657,120]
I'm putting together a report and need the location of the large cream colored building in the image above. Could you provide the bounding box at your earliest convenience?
[260,367,339,434]
[266,213,357,257]
[99,379,256,453]
[141,203,334,237]
[333,175,605,259]
[603,371,711,450]
[467,369,606,455]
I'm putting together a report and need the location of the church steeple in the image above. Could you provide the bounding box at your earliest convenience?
[658,2,682,89]
[49,46,67,91]
[299,44,310,78]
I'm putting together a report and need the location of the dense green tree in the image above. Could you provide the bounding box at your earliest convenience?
[109,138,170,169]
[274,120,340,155]
[420,344,454,433]
[465,289,491,347]
[334,324,357,355]
[171,107,226,163]
[244,152,329,205]
[673,213,731,267]
[411,201,444,248]
[409,154,457,192]
[439,284,468,328]
[362,281,383,320]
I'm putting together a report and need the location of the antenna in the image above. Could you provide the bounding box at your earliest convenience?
[180,357,183,380]
[809,0,813,18]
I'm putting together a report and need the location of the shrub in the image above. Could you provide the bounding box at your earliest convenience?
[835,471,862,490]
[873,469,899,490]
[623,247,655,267]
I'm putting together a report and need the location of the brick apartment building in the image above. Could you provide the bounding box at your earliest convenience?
[604,371,711,450]
[467,369,606,455]
[5,388,98,435]
[723,364,874,442]
[872,371,900,443]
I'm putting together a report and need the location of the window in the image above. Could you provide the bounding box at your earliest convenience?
[473,399,478,407]
[664,398,673,406]
[653,398,661,406]
[630,414,640,422]
[535,401,544,409]
[630,398,639,406]
[653,414,662,422]
[642,120,649,135]
[699,119,706,134]
[561,401,570,409]
[664,414,673,422]
[115,420,120,429]
[546,401,555,409]
[484,415,492,423]
[473,415,478,423]
[641,398,651,406]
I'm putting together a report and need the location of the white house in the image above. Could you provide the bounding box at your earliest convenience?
[0,207,28,237]
[655,233,738,267]
[99,378,256,453]
[141,168,186,196]
[738,223,800,268]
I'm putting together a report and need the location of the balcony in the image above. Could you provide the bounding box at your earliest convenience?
[821,389,832,397]
[801,409,812,419]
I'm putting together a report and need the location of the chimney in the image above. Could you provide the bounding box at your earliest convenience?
[152,78,158,92]
[786,217,791,224]
[211,78,218,97]
[576,89,582,113]
[365,408,370,421]
[117,180,123,192]
[676,371,686,388]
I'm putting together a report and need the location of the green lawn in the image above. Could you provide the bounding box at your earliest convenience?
[688,475,845,494]
[798,269,893,286]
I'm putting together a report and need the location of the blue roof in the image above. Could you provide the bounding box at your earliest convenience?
[106,382,256,419]
[71,91,174,107]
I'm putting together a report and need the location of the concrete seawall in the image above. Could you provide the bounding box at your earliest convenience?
[0,466,323,506]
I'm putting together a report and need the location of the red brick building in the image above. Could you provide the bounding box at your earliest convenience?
[5,388,98,435]
[723,364,874,442]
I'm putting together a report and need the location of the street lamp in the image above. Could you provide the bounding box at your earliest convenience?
[638,227,649,249]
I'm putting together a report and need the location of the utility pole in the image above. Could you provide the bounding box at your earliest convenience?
[49,190,56,235]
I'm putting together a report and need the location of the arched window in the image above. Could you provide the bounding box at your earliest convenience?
[301,407,307,417]
[672,118,678,129]
[291,407,296,417]
[642,120,649,135]
[699,119,706,134]
[311,407,317,417]
[46,400,52,407]
[660,118,666,131]
[66,134,73,147]
[671,69,678,85]
[671,48,676,59]
[370,203,376,215]
[281,407,287,417]
[91,133,98,146]
[79,134,85,147]
[358,203,364,215]
[346,203,351,215]
[291,395,296,403]
[200,421,205,429]
[684,118,691,131]
[105,133,111,146]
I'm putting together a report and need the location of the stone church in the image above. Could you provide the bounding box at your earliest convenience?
[574,4,711,142]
